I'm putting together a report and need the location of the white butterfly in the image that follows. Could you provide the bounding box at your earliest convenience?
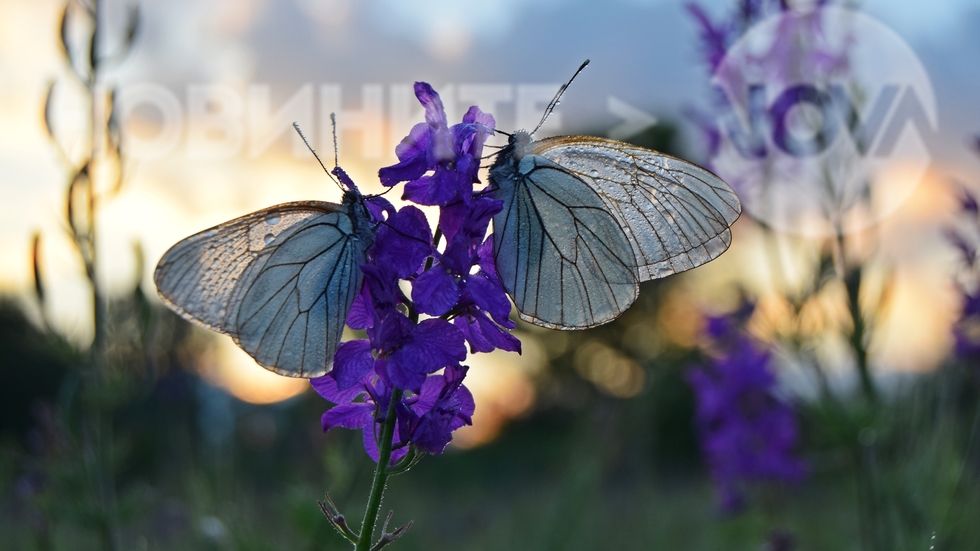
[154,125,375,378]
[489,61,741,330]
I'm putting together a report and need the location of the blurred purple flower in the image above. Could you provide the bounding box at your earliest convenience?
[947,184,980,369]
[687,3,734,72]
[685,0,848,199]
[687,307,806,513]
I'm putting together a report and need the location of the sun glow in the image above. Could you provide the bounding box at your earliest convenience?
[197,336,308,405]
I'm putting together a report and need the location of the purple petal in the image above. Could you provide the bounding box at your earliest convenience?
[706,315,737,340]
[439,364,468,398]
[379,123,431,187]
[414,82,453,162]
[440,239,472,275]
[366,195,395,223]
[333,340,375,390]
[411,406,458,454]
[455,311,521,354]
[402,167,464,206]
[413,265,460,316]
[405,319,467,369]
[477,237,503,286]
[346,284,374,330]
[395,400,420,443]
[390,445,409,464]
[963,291,980,317]
[409,366,473,455]
[462,105,496,131]
[396,122,431,161]
[454,316,493,353]
[386,364,428,394]
[687,315,807,507]
[465,274,513,326]
[460,197,502,243]
[387,319,466,391]
[322,403,373,432]
[451,384,475,428]
[957,185,979,215]
[415,82,448,133]
[411,374,447,415]
[452,154,480,196]
[372,206,432,279]
[453,110,495,163]
[686,3,731,71]
[371,311,414,353]
[438,200,468,244]
[360,264,402,313]
[364,361,392,410]
[362,419,381,462]
[311,373,367,404]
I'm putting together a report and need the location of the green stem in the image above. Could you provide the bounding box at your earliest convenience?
[843,262,876,403]
[355,387,403,551]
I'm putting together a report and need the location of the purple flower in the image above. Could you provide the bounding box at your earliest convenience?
[412,196,507,318]
[955,184,979,217]
[686,3,733,72]
[396,365,475,455]
[687,307,806,513]
[376,316,468,392]
[336,312,468,394]
[371,205,432,280]
[314,363,476,462]
[314,368,410,465]
[379,84,495,207]
[947,184,980,370]
[313,83,519,462]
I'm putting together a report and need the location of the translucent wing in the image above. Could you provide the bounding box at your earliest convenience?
[153,201,371,378]
[532,136,741,281]
[491,153,640,330]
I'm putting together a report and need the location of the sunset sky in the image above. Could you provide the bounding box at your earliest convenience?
[2,0,979,415]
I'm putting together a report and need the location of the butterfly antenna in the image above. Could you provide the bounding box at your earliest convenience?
[293,122,343,190]
[330,113,340,170]
[531,59,589,136]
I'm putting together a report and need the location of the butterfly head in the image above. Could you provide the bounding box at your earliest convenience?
[490,130,533,172]
[510,130,533,159]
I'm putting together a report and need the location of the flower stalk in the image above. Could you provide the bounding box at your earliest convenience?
[356,386,403,551]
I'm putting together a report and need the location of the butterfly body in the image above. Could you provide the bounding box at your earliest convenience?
[490,131,741,330]
[154,189,374,378]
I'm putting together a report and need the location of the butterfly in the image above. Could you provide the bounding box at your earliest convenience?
[154,125,375,378]
[489,61,741,330]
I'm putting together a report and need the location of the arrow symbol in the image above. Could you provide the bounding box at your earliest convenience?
[606,96,657,140]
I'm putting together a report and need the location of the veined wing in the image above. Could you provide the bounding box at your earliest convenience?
[492,154,639,330]
[532,136,741,281]
[153,201,370,378]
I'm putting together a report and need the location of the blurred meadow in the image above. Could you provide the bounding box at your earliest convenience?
[2,0,980,549]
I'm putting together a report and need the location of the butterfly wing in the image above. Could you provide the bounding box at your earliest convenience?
[491,152,640,330]
[153,201,371,378]
[531,136,741,281]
